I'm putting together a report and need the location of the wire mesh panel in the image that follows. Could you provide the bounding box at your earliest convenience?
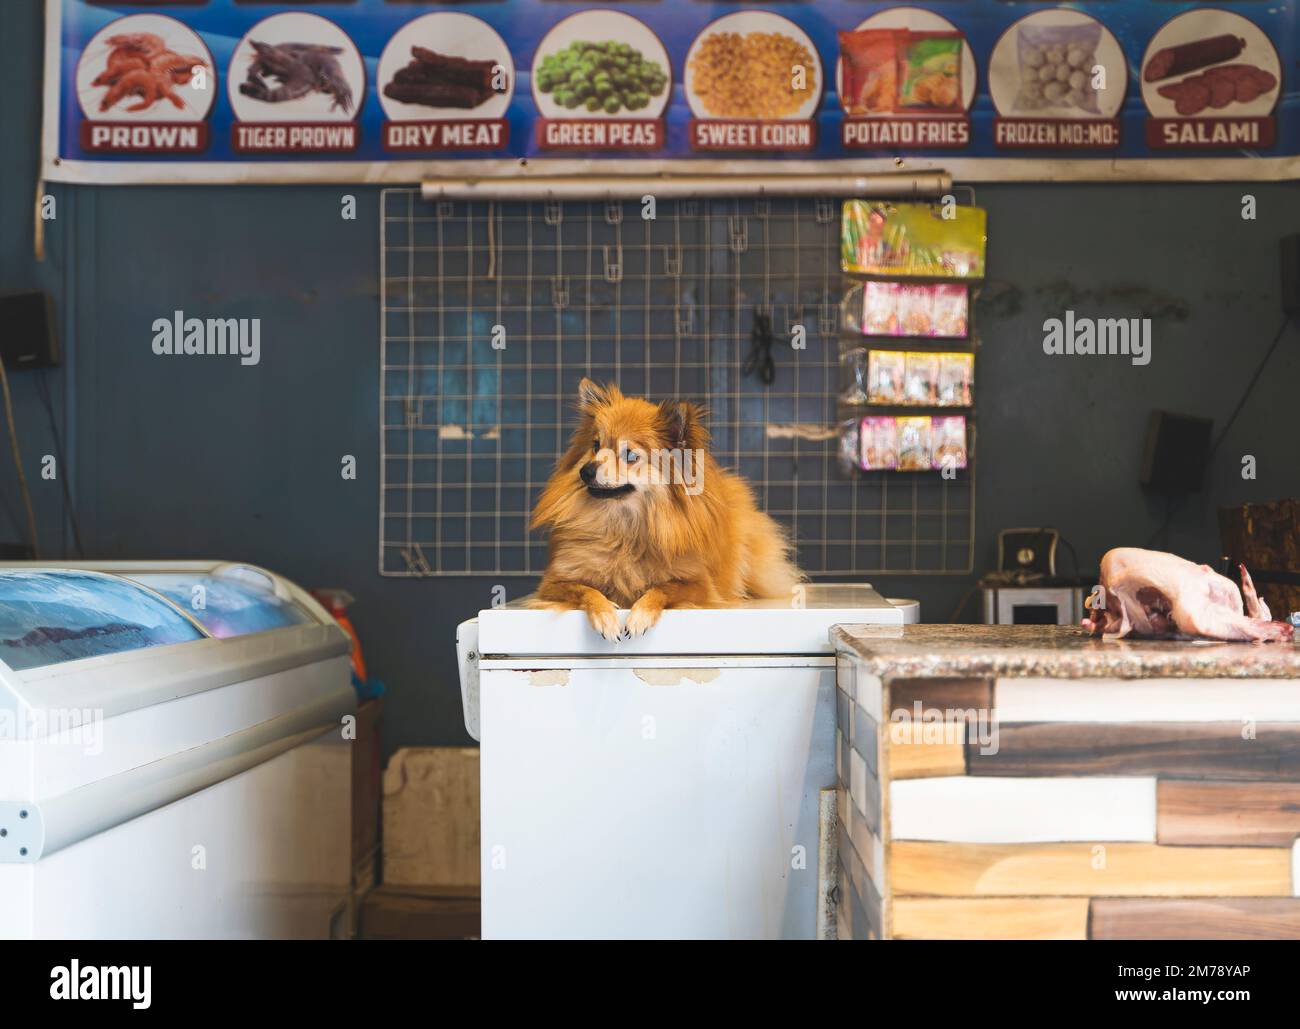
[380,188,974,577]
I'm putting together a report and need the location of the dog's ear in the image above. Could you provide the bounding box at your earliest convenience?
[657,400,709,451]
[577,378,621,413]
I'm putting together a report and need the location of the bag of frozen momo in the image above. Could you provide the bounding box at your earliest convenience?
[1015,23,1102,115]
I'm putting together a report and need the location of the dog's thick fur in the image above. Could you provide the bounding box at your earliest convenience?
[530,379,801,639]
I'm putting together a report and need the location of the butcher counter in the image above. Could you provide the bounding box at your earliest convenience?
[831,624,1300,941]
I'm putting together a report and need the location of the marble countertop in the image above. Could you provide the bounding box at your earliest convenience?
[832,623,1300,679]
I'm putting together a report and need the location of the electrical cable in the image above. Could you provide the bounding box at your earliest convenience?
[743,308,776,385]
[0,354,40,558]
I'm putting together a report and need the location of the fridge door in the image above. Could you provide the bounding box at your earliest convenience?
[479,659,835,939]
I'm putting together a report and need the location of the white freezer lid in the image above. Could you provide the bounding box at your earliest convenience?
[475,583,907,656]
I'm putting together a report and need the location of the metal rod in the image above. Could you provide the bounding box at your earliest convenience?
[421,171,952,202]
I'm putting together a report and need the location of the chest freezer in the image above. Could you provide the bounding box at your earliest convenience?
[457,584,918,940]
[0,561,355,939]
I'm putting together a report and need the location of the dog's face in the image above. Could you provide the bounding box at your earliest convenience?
[531,379,709,529]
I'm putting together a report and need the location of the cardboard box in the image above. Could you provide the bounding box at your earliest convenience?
[382,746,480,888]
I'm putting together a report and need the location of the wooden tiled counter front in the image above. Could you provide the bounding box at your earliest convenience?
[832,624,1300,940]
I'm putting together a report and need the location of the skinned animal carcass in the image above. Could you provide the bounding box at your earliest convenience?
[1084,547,1294,643]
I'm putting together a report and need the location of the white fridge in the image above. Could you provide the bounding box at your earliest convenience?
[457,584,917,940]
[0,561,355,939]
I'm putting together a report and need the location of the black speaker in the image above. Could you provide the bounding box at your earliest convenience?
[1140,410,1212,493]
[0,290,59,370]
[1283,233,1300,317]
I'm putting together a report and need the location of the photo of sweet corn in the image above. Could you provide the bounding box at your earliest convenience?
[688,29,818,119]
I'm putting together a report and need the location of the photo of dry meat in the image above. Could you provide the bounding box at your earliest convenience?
[75,14,214,121]
[385,49,500,110]
[687,12,820,120]
[228,12,365,122]
[1140,11,1281,118]
[378,12,513,121]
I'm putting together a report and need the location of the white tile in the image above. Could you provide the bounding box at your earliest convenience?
[855,672,883,720]
[890,776,1157,843]
[1293,840,1299,898]
[995,678,1300,724]
[849,748,868,821]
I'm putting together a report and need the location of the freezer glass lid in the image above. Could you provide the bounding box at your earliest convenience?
[126,572,312,638]
[0,570,205,671]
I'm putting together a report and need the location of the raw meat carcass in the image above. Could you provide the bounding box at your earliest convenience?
[1084,547,1294,643]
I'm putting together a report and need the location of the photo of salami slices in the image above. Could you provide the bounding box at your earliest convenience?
[1155,63,1278,117]
[1140,11,1281,119]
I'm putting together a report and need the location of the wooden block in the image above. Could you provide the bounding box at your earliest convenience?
[967,722,1300,781]
[1090,898,1300,940]
[890,678,993,719]
[351,697,384,869]
[894,898,1089,940]
[888,723,967,780]
[382,747,480,888]
[851,704,879,778]
[359,885,480,940]
[836,869,854,940]
[890,841,1293,897]
[1158,781,1300,846]
[849,747,880,833]
[891,776,1156,843]
[995,678,1300,724]
[848,802,882,883]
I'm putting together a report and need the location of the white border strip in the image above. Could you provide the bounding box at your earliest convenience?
[890,776,1157,843]
[995,677,1300,723]
[41,154,1300,187]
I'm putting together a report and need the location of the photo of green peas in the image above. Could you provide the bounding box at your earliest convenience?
[535,39,668,115]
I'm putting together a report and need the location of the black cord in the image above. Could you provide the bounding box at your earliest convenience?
[1145,313,1294,549]
[743,309,776,385]
[35,368,85,557]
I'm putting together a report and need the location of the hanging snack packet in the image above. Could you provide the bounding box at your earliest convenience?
[838,418,863,474]
[897,33,963,112]
[931,284,969,337]
[868,349,905,404]
[897,284,935,336]
[932,415,968,471]
[896,416,933,470]
[861,416,899,470]
[904,351,939,405]
[839,29,903,115]
[937,352,974,406]
[863,281,900,335]
[842,200,987,279]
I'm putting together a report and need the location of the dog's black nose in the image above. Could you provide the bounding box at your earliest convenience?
[579,461,598,485]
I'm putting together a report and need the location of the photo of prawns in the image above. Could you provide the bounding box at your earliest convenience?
[78,15,214,118]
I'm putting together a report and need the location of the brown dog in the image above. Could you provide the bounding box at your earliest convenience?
[530,379,801,639]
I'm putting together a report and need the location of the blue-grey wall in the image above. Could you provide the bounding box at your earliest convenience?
[3,4,1297,755]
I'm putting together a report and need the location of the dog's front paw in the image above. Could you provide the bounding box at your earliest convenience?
[584,596,622,642]
[624,592,665,638]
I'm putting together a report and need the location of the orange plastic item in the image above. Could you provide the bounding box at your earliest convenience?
[313,588,368,683]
